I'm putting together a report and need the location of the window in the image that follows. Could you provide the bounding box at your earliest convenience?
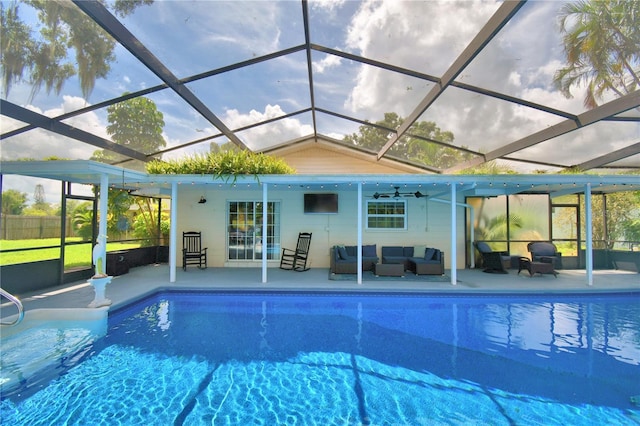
[366,200,407,230]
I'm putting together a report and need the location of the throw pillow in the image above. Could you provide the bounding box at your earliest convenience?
[424,248,436,260]
[362,244,377,257]
[432,249,441,261]
[337,245,348,260]
[413,245,428,258]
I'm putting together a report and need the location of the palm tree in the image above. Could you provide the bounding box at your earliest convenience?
[553,0,640,109]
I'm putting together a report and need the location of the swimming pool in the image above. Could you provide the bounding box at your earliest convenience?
[2,291,639,425]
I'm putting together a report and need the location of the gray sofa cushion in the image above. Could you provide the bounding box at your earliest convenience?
[362,244,377,257]
[382,246,404,257]
[425,248,436,260]
[337,245,348,260]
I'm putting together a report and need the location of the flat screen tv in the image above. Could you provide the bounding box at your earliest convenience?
[304,193,338,214]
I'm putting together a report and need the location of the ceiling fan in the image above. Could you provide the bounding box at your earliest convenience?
[372,186,425,199]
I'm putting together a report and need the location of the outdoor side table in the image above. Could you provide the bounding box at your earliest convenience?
[518,257,557,278]
[374,263,405,277]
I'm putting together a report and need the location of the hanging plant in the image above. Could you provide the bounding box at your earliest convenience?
[146,151,295,176]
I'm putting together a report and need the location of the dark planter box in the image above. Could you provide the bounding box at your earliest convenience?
[0,246,169,296]
[106,246,169,275]
[1,259,61,295]
[610,250,640,272]
[579,249,639,272]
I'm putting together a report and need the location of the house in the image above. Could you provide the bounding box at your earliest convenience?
[2,157,638,291]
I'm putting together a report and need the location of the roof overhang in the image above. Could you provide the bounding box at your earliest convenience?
[1,161,638,200]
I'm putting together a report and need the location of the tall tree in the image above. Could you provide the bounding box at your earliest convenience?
[343,112,472,169]
[0,0,152,99]
[554,0,640,109]
[1,189,27,215]
[92,95,166,163]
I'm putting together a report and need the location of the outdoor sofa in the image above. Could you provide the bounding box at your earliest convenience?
[381,246,445,275]
[330,244,379,274]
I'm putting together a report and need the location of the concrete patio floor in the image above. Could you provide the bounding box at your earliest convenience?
[4,264,639,317]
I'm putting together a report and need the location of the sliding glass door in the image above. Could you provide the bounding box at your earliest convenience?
[227,201,280,261]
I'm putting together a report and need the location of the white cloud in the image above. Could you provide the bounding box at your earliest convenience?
[333,0,638,170]
[1,96,105,161]
[313,54,342,74]
[310,0,347,13]
[223,104,313,149]
[344,0,500,116]
[508,72,522,88]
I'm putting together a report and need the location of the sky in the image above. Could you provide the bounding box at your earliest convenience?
[1,0,638,204]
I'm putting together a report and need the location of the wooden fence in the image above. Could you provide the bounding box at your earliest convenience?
[1,215,75,240]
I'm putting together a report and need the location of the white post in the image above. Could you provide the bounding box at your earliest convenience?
[450,182,457,285]
[98,174,108,240]
[92,174,109,277]
[262,183,268,283]
[357,183,363,285]
[585,183,593,286]
[170,182,177,283]
[469,205,475,269]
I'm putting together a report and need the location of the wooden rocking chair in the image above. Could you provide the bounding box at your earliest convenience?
[182,231,208,271]
[279,232,312,271]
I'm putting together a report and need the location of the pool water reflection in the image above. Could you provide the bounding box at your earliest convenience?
[2,292,639,425]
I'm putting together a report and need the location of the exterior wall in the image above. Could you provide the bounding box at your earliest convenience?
[177,186,467,269]
[265,140,429,175]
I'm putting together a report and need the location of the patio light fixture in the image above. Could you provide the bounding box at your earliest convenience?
[372,186,425,199]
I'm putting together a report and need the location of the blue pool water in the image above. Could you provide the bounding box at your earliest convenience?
[1,291,639,425]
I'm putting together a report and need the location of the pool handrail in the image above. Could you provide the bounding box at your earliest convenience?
[0,288,24,326]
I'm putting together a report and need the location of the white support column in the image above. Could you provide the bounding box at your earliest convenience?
[262,183,268,283]
[94,174,109,277]
[450,182,457,285]
[585,183,593,286]
[98,174,108,240]
[169,182,177,283]
[357,183,363,285]
[468,205,475,269]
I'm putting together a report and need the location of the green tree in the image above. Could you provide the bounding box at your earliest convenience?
[554,0,640,109]
[210,141,241,153]
[582,192,640,249]
[132,199,169,246]
[25,183,53,215]
[73,208,94,241]
[92,95,166,163]
[343,112,472,169]
[457,160,517,175]
[106,189,134,237]
[0,0,152,99]
[1,189,27,215]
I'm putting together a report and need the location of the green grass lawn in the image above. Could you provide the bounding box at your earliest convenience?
[0,238,141,269]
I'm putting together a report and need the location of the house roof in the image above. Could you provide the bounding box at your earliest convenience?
[0,1,638,175]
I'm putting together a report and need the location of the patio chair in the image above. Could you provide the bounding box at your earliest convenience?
[527,242,562,269]
[182,231,207,271]
[279,232,312,271]
[474,241,510,274]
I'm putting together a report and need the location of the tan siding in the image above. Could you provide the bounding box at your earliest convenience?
[275,144,423,174]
